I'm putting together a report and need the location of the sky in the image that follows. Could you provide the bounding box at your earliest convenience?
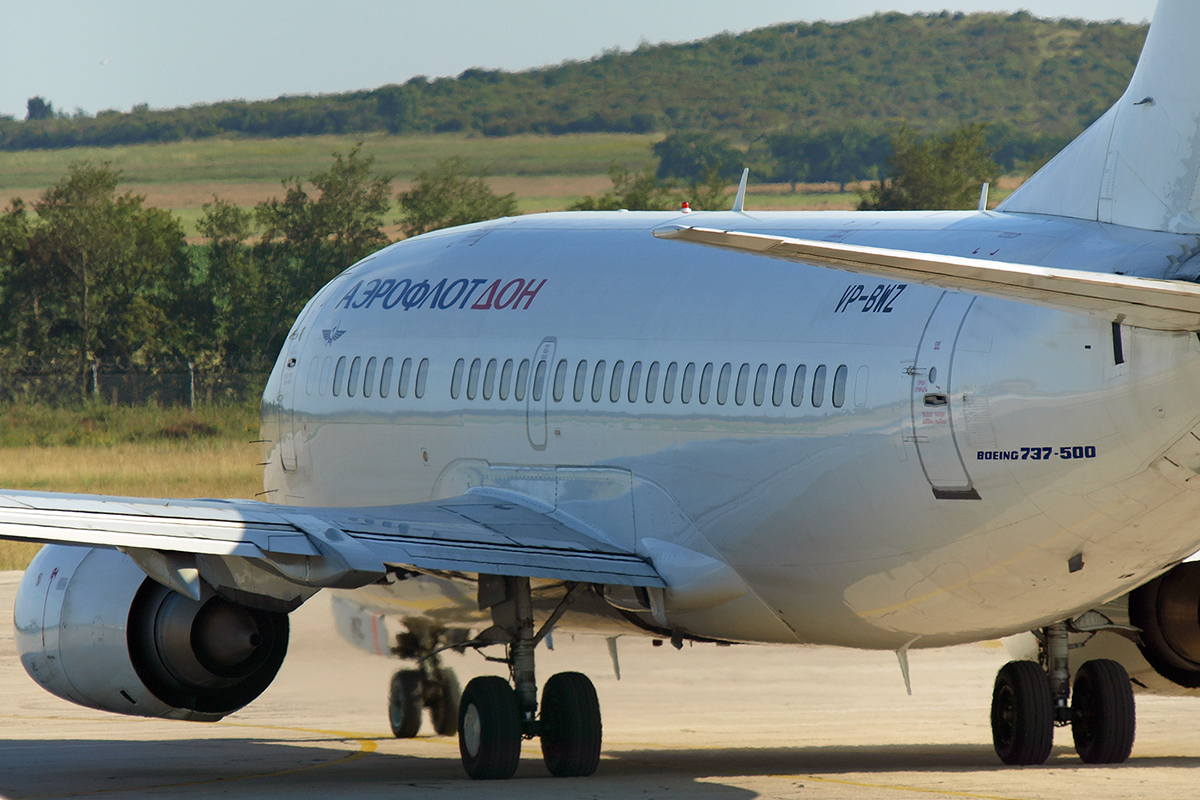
[0,0,1161,121]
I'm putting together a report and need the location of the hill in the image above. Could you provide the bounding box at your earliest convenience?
[0,12,1145,153]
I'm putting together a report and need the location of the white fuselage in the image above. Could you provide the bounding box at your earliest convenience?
[262,209,1200,651]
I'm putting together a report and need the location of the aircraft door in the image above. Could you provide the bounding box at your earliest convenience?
[526,337,556,450]
[909,292,978,499]
[276,326,306,472]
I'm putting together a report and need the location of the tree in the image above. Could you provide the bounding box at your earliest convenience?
[681,167,733,211]
[0,199,32,360]
[568,164,677,211]
[255,145,394,356]
[654,132,742,183]
[25,97,53,121]
[193,198,263,360]
[397,156,518,237]
[24,163,188,381]
[858,124,999,211]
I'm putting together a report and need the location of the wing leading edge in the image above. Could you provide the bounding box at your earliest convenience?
[0,488,664,592]
[653,224,1200,332]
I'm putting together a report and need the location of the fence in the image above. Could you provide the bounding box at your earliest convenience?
[0,357,272,407]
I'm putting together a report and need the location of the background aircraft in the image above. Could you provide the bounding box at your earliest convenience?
[8,0,1200,781]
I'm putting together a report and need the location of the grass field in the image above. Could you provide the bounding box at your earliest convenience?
[0,403,263,570]
[0,131,1027,238]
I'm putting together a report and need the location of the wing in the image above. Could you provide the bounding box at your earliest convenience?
[0,488,663,598]
[653,224,1200,331]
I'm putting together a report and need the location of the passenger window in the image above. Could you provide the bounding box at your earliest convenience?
[466,358,481,400]
[306,357,319,395]
[451,358,465,400]
[319,357,332,397]
[333,356,346,397]
[681,363,696,404]
[699,363,713,404]
[398,357,412,398]
[753,363,768,406]
[574,360,588,402]
[415,358,429,398]
[553,359,567,402]
[348,356,362,397]
[717,363,732,405]
[499,359,513,401]
[628,361,643,402]
[483,359,497,400]
[646,361,661,403]
[363,357,376,398]
[592,360,606,402]
[832,364,848,408]
[663,362,679,403]
[610,360,625,402]
[379,357,393,398]
[812,364,827,408]
[791,365,806,407]
[772,364,787,407]
[516,359,530,402]
[735,363,750,406]
[532,360,547,402]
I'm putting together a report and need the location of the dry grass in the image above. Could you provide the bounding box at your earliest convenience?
[0,440,262,570]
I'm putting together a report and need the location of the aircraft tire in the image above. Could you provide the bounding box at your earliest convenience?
[388,669,424,738]
[539,671,602,777]
[429,668,461,737]
[991,661,1053,765]
[458,676,522,779]
[1071,659,1135,764]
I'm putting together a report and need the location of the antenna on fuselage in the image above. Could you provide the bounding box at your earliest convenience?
[732,167,750,213]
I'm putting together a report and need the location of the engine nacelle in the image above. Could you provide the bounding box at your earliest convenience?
[15,544,289,721]
[1128,561,1200,688]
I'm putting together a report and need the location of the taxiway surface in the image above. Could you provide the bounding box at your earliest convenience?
[2,570,1200,799]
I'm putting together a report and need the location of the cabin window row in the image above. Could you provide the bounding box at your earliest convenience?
[451,357,851,409]
[309,355,430,399]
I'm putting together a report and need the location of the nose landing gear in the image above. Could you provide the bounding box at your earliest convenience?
[990,618,1136,765]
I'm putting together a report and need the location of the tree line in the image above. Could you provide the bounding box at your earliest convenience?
[1,11,1142,180]
[0,149,516,391]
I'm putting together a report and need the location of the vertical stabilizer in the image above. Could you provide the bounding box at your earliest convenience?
[999,1,1200,234]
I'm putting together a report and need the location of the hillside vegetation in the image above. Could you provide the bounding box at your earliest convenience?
[2,12,1145,155]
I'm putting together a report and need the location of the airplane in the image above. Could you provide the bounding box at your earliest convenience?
[9,0,1200,781]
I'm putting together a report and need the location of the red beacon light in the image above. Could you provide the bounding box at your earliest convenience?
[680,201,691,213]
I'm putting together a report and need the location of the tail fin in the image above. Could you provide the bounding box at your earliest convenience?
[999,1,1200,234]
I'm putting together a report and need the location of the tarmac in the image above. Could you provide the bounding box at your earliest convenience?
[2,570,1200,799]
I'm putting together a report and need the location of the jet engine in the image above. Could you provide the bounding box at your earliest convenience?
[1127,561,1200,688]
[14,544,288,721]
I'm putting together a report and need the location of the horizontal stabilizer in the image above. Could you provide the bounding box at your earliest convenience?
[653,225,1200,332]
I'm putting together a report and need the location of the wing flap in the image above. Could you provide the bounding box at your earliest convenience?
[0,489,663,588]
[653,224,1200,331]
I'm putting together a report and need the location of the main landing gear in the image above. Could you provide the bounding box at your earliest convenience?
[458,576,602,780]
[387,619,465,738]
[991,620,1135,765]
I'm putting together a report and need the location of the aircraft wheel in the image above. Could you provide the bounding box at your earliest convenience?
[458,676,522,780]
[539,671,602,777]
[429,668,461,737]
[1072,659,1135,764]
[991,661,1053,765]
[388,669,424,738]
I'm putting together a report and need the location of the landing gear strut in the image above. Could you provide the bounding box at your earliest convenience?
[990,619,1135,765]
[457,576,602,780]
[387,619,464,738]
